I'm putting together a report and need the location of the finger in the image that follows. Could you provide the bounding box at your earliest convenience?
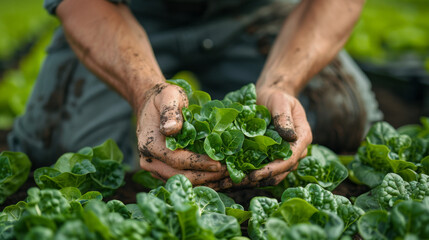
[150,172,165,181]
[249,100,313,181]
[300,147,308,159]
[291,162,299,171]
[204,171,291,190]
[273,113,297,142]
[288,98,313,148]
[267,94,298,142]
[138,127,222,171]
[140,156,229,185]
[155,84,189,136]
[248,157,298,182]
[249,134,309,181]
[253,171,289,188]
[202,178,234,191]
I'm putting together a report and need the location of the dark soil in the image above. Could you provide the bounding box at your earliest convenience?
[0,172,37,211]
[332,178,370,200]
[372,85,423,128]
[0,130,9,152]
[104,172,150,205]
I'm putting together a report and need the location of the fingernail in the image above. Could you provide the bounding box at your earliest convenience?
[208,165,219,171]
[162,120,178,130]
[249,171,263,181]
[285,128,298,141]
[254,174,264,182]
[276,126,297,142]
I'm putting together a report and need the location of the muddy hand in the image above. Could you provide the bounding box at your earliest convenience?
[137,83,228,185]
[204,88,313,190]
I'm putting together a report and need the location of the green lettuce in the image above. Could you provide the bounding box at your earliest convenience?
[0,151,31,204]
[248,183,364,240]
[139,174,243,239]
[349,119,429,188]
[262,145,348,198]
[355,172,429,211]
[166,79,292,183]
[1,174,245,239]
[34,139,125,196]
[358,198,429,240]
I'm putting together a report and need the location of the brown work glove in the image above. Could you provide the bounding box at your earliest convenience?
[137,83,228,186]
[203,87,313,189]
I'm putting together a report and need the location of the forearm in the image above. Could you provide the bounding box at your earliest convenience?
[256,0,365,96]
[57,0,164,110]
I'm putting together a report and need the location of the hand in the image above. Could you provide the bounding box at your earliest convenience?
[203,87,313,189]
[137,83,228,185]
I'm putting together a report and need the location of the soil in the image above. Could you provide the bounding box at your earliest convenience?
[0,130,9,152]
[372,85,423,128]
[0,172,37,210]
[332,178,370,200]
[104,172,150,205]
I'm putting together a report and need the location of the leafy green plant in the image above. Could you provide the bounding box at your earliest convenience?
[34,139,125,196]
[248,183,364,240]
[355,172,429,211]
[262,145,348,198]
[358,198,429,240]
[0,0,59,130]
[349,119,429,188]
[0,187,150,240]
[0,151,31,204]
[165,79,292,183]
[294,145,348,190]
[139,174,246,239]
[346,0,429,63]
[0,174,249,239]
[397,116,429,139]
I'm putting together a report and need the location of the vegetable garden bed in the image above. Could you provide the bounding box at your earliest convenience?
[1,80,428,240]
[0,171,372,239]
[0,171,371,214]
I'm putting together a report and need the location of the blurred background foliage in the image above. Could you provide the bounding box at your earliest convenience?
[346,0,429,65]
[345,0,429,127]
[0,0,58,129]
[0,0,428,131]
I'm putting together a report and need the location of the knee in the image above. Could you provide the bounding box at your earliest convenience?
[303,65,368,153]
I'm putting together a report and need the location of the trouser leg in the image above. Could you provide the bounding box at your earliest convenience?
[300,51,383,153]
[8,46,135,168]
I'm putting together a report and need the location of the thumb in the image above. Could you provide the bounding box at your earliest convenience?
[156,84,189,136]
[270,95,298,142]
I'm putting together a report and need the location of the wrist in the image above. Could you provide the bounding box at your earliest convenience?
[129,71,165,113]
[256,72,299,97]
[116,46,165,111]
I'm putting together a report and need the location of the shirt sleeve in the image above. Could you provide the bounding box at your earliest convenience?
[43,0,131,15]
